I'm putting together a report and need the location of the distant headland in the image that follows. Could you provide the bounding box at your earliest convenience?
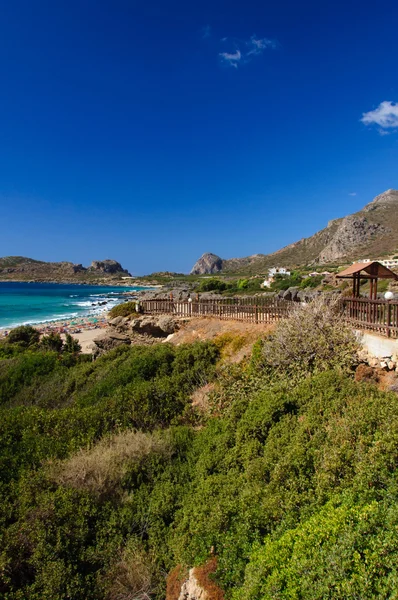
[0,257,133,285]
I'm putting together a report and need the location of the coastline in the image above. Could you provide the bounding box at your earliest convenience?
[0,314,109,353]
[0,278,157,287]
[0,282,159,339]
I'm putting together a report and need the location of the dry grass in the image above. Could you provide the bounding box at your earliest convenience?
[193,558,224,600]
[49,430,170,495]
[190,382,216,413]
[166,565,188,600]
[103,541,164,600]
[169,318,269,364]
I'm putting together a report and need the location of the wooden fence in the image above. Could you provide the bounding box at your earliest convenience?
[139,296,398,338]
[140,297,291,324]
[339,297,398,338]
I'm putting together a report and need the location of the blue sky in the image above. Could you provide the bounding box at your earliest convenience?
[1,0,398,274]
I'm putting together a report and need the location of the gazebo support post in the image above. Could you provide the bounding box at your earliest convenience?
[353,273,361,297]
[337,261,398,300]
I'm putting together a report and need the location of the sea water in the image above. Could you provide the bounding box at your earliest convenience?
[0,282,145,329]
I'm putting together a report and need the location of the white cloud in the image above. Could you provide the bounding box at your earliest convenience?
[247,35,276,55]
[361,101,398,132]
[219,49,242,68]
[348,192,357,196]
[218,33,276,68]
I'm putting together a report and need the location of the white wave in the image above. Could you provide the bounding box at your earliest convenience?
[75,300,98,307]
[0,313,80,330]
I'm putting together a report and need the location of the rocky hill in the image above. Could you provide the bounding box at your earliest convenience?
[191,189,398,274]
[0,257,131,283]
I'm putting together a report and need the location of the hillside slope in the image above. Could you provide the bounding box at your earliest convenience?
[191,189,398,274]
[0,256,131,283]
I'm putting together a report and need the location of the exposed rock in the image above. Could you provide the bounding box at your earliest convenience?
[178,569,207,600]
[189,189,398,274]
[167,558,224,600]
[317,216,386,263]
[88,259,131,275]
[190,253,223,275]
[282,287,299,301]
[363,189,398,212]
[129,315,179,338]
[93,332,131,352]
[0,256,131,282]
[157,315,178,334]
[108,316,126,327]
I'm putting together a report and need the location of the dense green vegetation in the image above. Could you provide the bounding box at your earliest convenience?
[109,300,139,318]
[196,277,263,294]
[1,312,398,599]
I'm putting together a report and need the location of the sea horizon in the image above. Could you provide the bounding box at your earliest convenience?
[0,281,147,330]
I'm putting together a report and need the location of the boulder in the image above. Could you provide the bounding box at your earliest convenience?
[282,287,299,301]
[108,316,125,327]
[93,332,131,352]
[177,569,207,600]
[157,315,178,335]
[129,316,179,338]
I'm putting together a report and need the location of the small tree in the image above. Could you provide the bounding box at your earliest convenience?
[64,333,81,354]
[40,332,64,353]
[261,296,359,381]
[7,325,40,347]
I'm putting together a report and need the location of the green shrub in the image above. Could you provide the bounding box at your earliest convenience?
[4,330,398,600]
[234,499,398,600]
[270,271,302,292]
[40,332,64,353]
[7,325,40,347]
[300,274,323,288]
[108,301,138,318]
[197,279,228,293]
[0,351,60,405]
[64,333,81,354]
[260,296,359,381]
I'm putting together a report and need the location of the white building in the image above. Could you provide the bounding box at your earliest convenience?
[268,267,291,277]
[261,267,291,288]
[380,259,398,268]
[355,258,398,269]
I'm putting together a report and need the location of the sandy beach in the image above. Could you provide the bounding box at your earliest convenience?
[0,315,109,353]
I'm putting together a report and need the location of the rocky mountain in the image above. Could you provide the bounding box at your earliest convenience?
[191,189,398,274]
[190,253,224,275]
[0,257,132,283]
[88,260,130,275]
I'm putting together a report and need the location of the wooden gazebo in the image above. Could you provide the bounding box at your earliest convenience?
[336,261,398,299]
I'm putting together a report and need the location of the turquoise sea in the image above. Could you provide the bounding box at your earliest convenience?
[0,282,145,330]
